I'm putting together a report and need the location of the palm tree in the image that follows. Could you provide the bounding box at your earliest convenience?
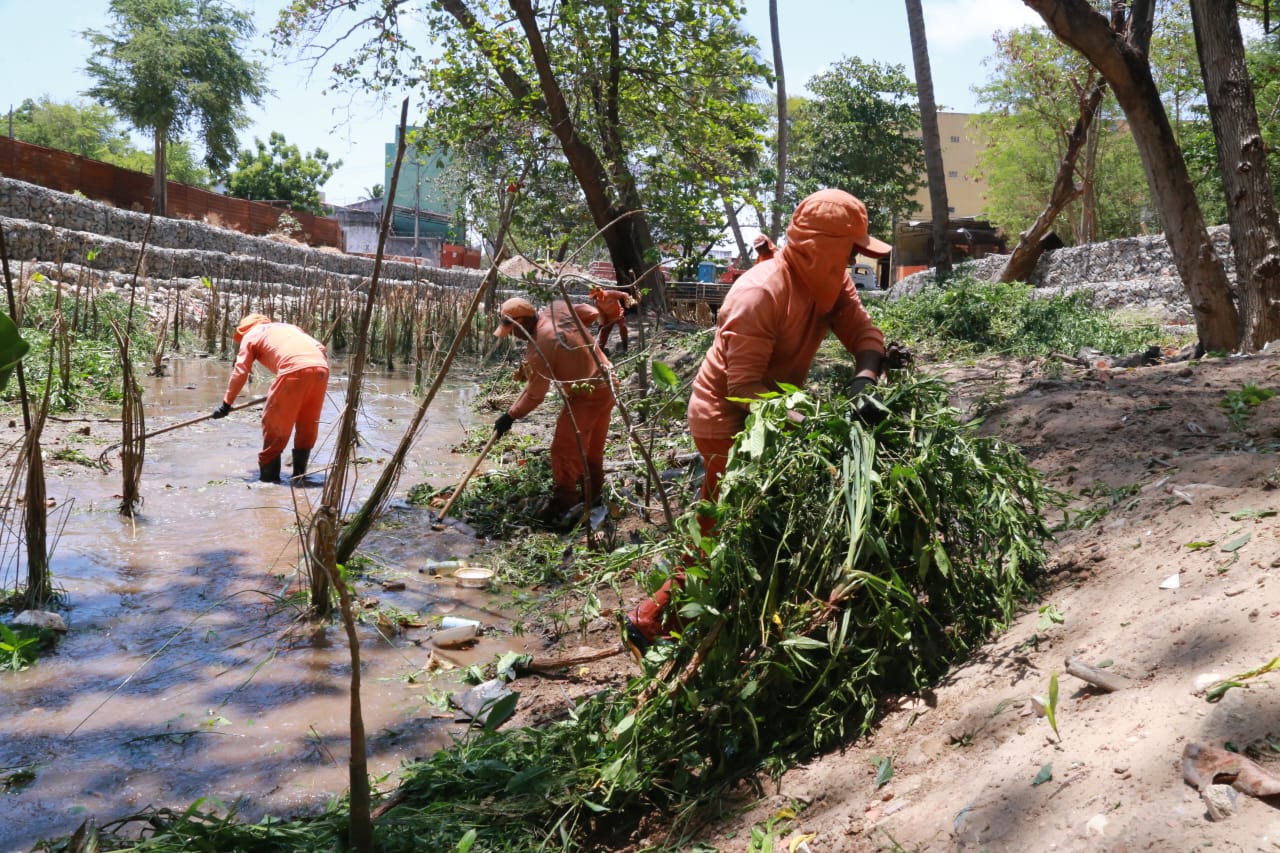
[905,0,951,275]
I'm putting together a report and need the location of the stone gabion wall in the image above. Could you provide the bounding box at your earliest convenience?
[0,176,484,292]
[892,225,1238,324]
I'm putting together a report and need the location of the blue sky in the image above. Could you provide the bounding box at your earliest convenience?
[0,0,1043,206]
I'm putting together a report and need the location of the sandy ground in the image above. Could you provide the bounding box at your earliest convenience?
[669,350,1280,852]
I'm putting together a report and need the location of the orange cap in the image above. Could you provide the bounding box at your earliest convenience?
[234,313,272,344]
[494,298,537,337]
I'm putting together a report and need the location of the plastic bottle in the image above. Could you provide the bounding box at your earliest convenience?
[440,616,481,630]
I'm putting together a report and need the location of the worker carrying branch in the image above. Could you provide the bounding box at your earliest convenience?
[492,297,615,524]
[588,284,636,355]
[211,314,329,483]
[626,188,891,649]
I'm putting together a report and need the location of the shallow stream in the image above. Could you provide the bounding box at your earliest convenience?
[0,357,529,851]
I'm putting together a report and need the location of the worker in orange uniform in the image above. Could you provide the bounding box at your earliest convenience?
[626,188,890,650]
[492,297,615,523]
[753,233,777,262]
[211,314,329,483]
[588,284,636,355]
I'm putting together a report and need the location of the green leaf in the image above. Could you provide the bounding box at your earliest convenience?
[481,691,519,731]
[1230,509,1277,521]
[1184,540,1215,551]
[871,755,893,788]
[1221,533,1252,553]
[652,360,679,389]
[0,311,30,393]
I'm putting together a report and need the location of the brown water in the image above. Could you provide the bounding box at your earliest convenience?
[0,358,531,852]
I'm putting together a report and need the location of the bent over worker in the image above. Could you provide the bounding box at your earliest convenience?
[626,188,889,649]
[588,284,635,354]
[492,297,615,523]
[212,314,329,483]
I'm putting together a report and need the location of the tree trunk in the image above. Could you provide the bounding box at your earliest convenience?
[443,0,667,310]
[723,197,749,266]
[906,0,951,275]
[152,126,168,217]
[999,77,1107,283]
[768,0,787,242]
[1190,0,1280,351]
[1022,0,1241,352]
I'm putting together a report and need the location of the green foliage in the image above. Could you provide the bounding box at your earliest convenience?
[789,57,924,231]
[1044,672,1061,741]
[406,451,555,538]
[9,96,212,186]
[972,27,1155,244]
[225,131,342,215]
[8,96,135,160]
[1222,383,1276,431]
[273,0,770,275]
[8,289,156,410]
[83,0,267,177]
[0,624,43,672]
[869,277,1164,359]
[0,311,30,393]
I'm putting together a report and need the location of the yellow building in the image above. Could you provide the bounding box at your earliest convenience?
[909,111,986,219]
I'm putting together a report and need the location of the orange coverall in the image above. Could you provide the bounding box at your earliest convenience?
[224,323,329,467]
[590,288,633,352]
[508,300,615,512]
[629,190,887,643]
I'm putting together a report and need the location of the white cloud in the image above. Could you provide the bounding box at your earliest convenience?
[924,0,1046,51]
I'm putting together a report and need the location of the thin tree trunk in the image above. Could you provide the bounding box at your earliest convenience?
[152,127,168,217]
[768,0,787,242]
[1190,0,1280,351]
[1000,77,1107,283]
[1022,0,1241,351]
[906,0,951,275]
[441,0,667,310]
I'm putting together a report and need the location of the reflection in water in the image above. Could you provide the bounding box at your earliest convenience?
[0,358,530,852]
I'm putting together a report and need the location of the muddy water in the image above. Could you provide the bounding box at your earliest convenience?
[1,357,533,852]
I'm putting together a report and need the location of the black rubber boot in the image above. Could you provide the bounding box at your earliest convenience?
[291,448,311,483]
[259,456,282,482]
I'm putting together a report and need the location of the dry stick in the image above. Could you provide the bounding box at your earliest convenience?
[430,430,501,530]
[1064,657,1132,693]
[97,396,267,467]
[0,223,31,431]
[335,191,518,564]
[309,97,415,853]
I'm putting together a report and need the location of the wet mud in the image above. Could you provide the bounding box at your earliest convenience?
[0,357,527,851]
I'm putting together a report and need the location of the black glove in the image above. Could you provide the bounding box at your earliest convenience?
[494,412,515,438]
[849,375,876,397]
[848,377,888,426]
[211,402,233,419]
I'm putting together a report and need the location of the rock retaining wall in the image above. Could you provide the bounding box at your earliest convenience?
[0,177,486,294]
[891,226,1238,324]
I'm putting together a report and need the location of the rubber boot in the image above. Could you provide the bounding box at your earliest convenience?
[259,456,282,482]
[619,329,629,355]
[291,448,311,483]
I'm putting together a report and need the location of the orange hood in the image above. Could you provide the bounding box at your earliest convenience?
[781,189,886,313]
[234,313,272,345]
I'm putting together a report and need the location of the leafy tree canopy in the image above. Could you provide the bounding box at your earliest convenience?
[225,131,341,215]
[10,96,211,187]
[788,57,925,236]
[83,0,268,176]
[274,1,770,272]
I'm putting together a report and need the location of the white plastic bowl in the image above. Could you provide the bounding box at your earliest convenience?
[454,566,495,588]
